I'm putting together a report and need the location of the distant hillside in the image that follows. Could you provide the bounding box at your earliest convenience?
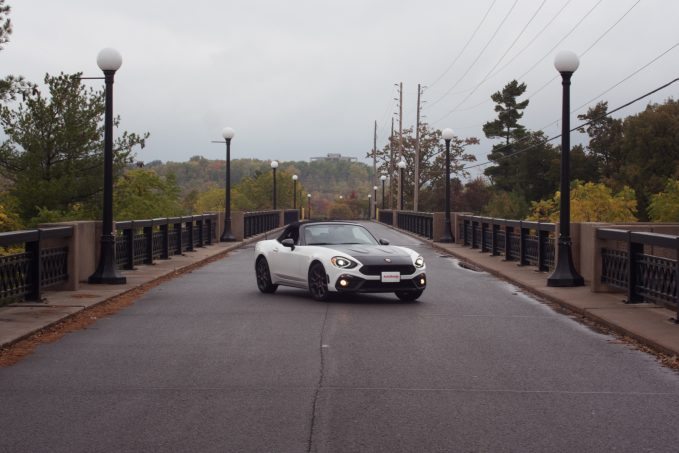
[146,156,375,207]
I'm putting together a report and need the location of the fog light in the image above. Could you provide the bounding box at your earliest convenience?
[420,277,426,285]
[339,279,349,287]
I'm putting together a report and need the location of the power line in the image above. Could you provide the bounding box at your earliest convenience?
[427,0,519,109]
[427,0,497,90]
[442,0,547,118]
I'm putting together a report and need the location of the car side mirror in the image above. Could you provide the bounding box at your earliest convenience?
[379,238,389,245]
[281,238,295,250]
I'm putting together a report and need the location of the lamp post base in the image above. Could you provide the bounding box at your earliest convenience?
[220,219,237,242]
[88,235,126,284]
[439,220,454,243]
[547,241,584,287]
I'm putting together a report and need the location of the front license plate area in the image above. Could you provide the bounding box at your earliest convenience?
[381,271,401,283]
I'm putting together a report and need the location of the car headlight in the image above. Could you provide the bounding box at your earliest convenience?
[414,256,425,268]
[331,256,358,269]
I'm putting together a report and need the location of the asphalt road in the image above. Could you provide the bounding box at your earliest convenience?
[1,222,679,452]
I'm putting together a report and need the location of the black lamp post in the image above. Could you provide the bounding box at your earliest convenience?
[373,185,378,219]
[292,174,298,209]
[89,48,126,284]
[397,160,406,210]
[548,50,584,287]
[380,175,386,209]
[271,160,278,209]
[368,194,372,220]
[307,193,311,219]
[439,128,455,243]
[220,127,236,241]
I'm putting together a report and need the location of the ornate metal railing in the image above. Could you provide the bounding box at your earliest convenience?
[115,214,217,269]
[459,216,556,272]
[0,227,73,303]
[397,211,433,239]
[244,211,280,238]
[598,229,679,320]
[378,209,394,226]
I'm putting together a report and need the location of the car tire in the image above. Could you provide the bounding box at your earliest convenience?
[308,262,329,301]
[256,257,278,294]
[395,289,423,302]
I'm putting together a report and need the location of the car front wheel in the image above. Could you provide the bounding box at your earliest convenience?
[395,289,423,302]
[256,257,278,294]
[308,262,329,301]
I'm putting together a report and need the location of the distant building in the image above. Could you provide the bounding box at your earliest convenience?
[310,153,357,162]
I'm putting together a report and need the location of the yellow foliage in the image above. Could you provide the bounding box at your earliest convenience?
[528,181,637,223]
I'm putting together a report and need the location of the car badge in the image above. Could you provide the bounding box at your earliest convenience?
[384,258,392,263]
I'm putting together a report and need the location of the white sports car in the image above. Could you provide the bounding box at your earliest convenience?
[254,221,426,301]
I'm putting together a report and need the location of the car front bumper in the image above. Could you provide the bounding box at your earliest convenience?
[333,273,426,293]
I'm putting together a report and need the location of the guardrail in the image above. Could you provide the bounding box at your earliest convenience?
[283,209,299,226]
[244,211,281,238]
[0,226,73,302]
[598,228,679,321]
[115,214,217,269]
[378,209,394,226]
[459,215,556,272]
[397,211,433,239]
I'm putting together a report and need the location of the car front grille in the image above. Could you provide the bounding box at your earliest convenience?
[359,264,416,276]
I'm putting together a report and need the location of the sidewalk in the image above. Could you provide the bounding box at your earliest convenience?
[0,233,272,348]
[431,240,679,358]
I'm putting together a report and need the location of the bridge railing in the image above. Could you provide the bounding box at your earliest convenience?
[244,210,281,238]
[283,209,300,226]
[397,211,434,239]
[459,215,556,272]
[598,228,679,318]
[0,226,73,303]
[378,209,394,226]
[115,214,217,269]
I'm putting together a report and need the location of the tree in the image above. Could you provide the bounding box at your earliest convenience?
[528,181,637,223]
[483,191,529,219]
[113,169,183,220]
[0,1,32,104]
[617,99,679,219]
[576,101,624,184]
[372,124,477,212]
[648,179,679,222]
[0,73,148,221]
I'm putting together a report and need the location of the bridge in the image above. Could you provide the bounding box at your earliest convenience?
[1,212,679,451]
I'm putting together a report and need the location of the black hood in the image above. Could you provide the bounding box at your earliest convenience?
[323,244,413,266]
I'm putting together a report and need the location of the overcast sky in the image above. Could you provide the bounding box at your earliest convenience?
[2,0,678,178]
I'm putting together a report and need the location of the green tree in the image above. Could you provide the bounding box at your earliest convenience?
[648,179,679,222]
[0,1,32,104]
[528,181,637,222]
[576,101,624,184]
[113,169,183,220]
[0,73,149,221]
[193,186,224,213]
[483,191,529,219]
[617,99,679,220]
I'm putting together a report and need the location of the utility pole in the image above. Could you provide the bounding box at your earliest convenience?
[373,120,377,219]
[389,115,395,210]
[414,83,422,212]
[397,82,404,210]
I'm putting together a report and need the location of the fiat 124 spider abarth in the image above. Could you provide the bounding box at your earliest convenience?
[254,221,426,301]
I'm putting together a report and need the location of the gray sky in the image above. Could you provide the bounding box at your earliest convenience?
[2,0,678,178]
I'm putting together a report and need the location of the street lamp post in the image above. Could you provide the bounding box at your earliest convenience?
[292,174,298,209]
[307,193,311,219]
[373,185,378,219]
[439,128,455,243]
[368,194,372,220]
[89,48,126,284]
[220,127,236,241]
[271,160,278,210]
[380,175,387,209]
[398,160,406,210]
[548,50,584,287]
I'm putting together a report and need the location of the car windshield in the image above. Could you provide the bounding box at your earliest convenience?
[303,224,378,246]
